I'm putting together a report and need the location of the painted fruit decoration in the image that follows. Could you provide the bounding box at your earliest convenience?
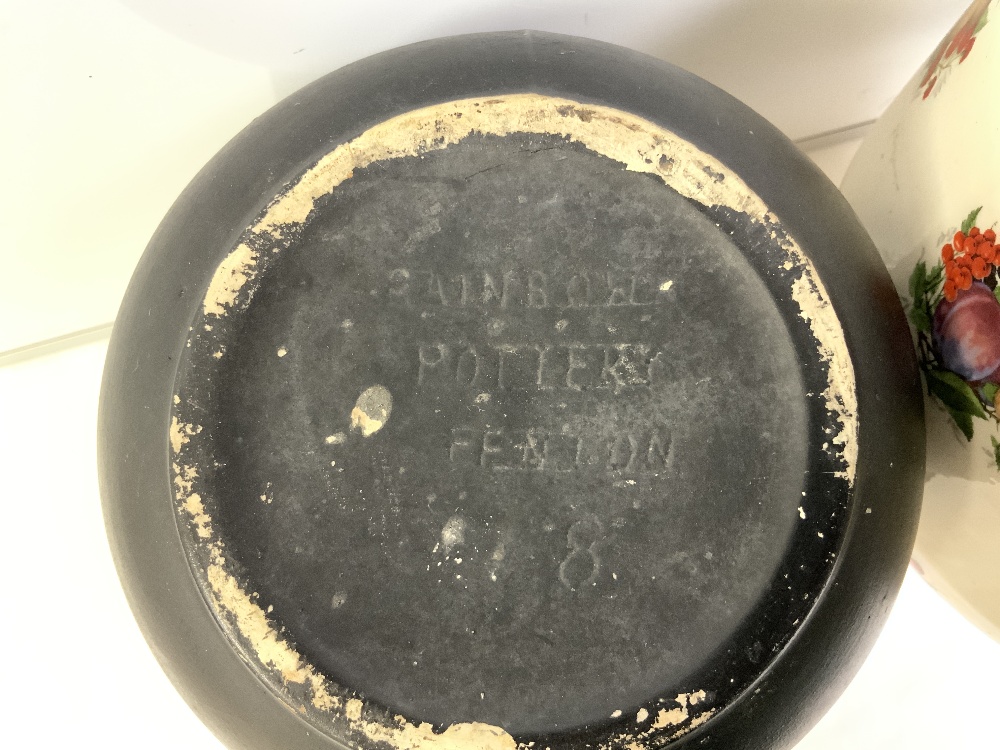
[908,207,1000,470]
[919,0,990,99]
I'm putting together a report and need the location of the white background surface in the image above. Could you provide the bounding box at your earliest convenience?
[2,1,998,748]
[0,0,976,351]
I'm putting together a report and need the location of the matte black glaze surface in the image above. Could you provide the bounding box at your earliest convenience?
[99,31,924,750]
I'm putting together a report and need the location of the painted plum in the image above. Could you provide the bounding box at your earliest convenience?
[933,281,1000,383]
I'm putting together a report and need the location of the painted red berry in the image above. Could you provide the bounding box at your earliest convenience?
[971,256,991,279]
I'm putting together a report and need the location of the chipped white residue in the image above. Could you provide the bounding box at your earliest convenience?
[325,432,347,445]
[350,385,393,437]
[602,689,716,747]
[794,273,858,483]
[474,393,491,404]
[346,708,516,750]
[277,346,288,357]
[798,506,806,519]
[658,280,674,292]
[169,417,202,454]
[202,242,257,317]
[440,516,466,555]
[182,492,213,539]
[611,709,623,719]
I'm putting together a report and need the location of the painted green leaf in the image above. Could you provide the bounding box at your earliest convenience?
[994,285,1000,305]
[926,262,944,288]
[948,407,975,441]
[909,261,927,301]
[984,383,1000,404]
[909,305,932,333]
[992,437,1000,471]
[975,9,990,36]
[925,369,989,420]
[961,206,983,234]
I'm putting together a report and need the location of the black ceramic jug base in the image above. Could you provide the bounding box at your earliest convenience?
[101,32,924,750]
[171,93,861,743]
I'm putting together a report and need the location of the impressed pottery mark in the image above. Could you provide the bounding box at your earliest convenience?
[417,342,663,392]
[387,268,665,309]
[448,426,672,474]
[171,92,857,749]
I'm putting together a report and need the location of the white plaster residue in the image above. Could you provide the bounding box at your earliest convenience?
[351,385,393,437]
[652,690,710,730]
[658,280,674,292]
[325,432,347,445]
[169,416,202,454]
[202,242,257,317]
[205,555,340,712]
[352,713,516,750]
[687,690,707,706]
[441,516,466,555]
[182,492,213,539]
[653,705,688,729]
[277,346,288,358]
[342,697,518,750]
[602,689,715,749]
[798,506,806,519]
[345,698,363,721]
[791,273,858,482]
